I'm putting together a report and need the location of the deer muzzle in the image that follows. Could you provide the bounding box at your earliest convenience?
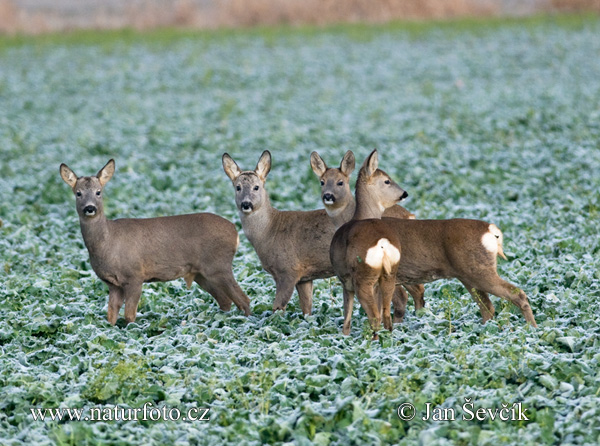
[323,193,335,205]
[240,201,253,213]
[83,205,97,216]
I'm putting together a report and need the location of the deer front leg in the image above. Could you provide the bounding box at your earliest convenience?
[392,285,408,323]
[296,281,313,315]
[272,276,297,312]
[123,281,143,324]
[107,284,124,325]
[405,283,425,311]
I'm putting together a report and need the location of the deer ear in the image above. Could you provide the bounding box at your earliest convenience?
[60,163,78,188]
[362,149,379,178]
[97,159,115,187]
[255,150,271,181]
[340,150,355,176]
[222,153,242,181]
[310,151,327,177]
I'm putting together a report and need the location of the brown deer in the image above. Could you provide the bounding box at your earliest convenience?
[332,150,538,337]
[310,150,425,322]
[60,159,251,325]
[222,150,339,315]
[329,150,408,338]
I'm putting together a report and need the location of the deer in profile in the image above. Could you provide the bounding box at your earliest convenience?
[329,150,408,339]
[222,150,338,315]
[60,159,251,325]
[310,150,424,323]
[332,150,538,337]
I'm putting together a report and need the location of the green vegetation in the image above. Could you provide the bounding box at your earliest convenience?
[1,15,600,445]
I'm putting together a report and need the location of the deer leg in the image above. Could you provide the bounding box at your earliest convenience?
[123,281,143,324]
[342,287,355,336]
[460,281,495,323]
[296,281,313,316]
[405,283,425,311]
[194,274,232,312]
[379,274,396,332]
[392,285,408,323]
[196,272,252,315]
[272,276,297,312]
[482,279,537,327]
[107,284,124,325]
[356,279,382,340]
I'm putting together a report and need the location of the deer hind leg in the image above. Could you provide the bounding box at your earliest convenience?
[355,278,382,340]
[460,281,495,323]
[196,272,252,316]
[378,273,396,332]
[123,281,143,324]
[342,287,355,336]
[405,283,425,311]
[296,281,313,316]
[392,285,408,323]
[107,284,124,325]
[476,278,537,328]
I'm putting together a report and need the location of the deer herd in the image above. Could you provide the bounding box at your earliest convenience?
[60,150,537,339]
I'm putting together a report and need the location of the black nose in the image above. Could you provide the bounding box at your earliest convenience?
[323,193,335,202]
[83,205,97,215]
[241,201,253,211]
[400,191,408,200]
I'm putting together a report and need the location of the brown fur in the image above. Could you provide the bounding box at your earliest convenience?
[60,159,251,325]
[223,151,336,314]
[311,150,425,323]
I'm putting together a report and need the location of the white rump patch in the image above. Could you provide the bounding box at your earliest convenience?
[482,224,507,260]
[365,238,401,274]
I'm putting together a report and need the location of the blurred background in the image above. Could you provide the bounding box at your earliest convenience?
[1,0,599,34]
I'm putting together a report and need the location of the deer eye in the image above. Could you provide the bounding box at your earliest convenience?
[337,181,344,186]
[384,180,391,185]
[320,180,324,186]
[96,190,101,196]
[253,185,259,191]
[236,185,241,191]
[76,191,82,197]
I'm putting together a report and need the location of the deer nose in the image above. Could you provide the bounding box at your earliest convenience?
[322,193,335,204]
[240,201,253,212]
[399,191,408,201]
[83,205,97,216]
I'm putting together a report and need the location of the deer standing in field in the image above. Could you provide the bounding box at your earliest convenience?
[331,150,538,337]
[222,150,341,314]
[310,150,424,323]
[60,159,251,325]
[328,150,408,339]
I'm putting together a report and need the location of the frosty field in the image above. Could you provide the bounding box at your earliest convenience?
[1,16,600,445]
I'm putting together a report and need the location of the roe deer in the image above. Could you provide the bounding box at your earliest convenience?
[310,150,425,322]
[329,150,408,338]
[60,159,251,325]
[222,150,336,314]
[333,150,538,335]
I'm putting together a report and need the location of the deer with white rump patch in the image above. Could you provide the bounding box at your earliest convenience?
[60,159,251,325]
[222,150,337,314]
[310,150,425,323]
[329,150,408,338]
[333,150,538,336]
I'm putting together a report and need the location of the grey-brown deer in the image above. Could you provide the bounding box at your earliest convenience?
[332,150,538,337]
[310,150,425,322]
[222,150,337,314]
[329,150,408,339]
[60,159,251,325]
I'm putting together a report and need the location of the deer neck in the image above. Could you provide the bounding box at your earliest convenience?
[327,199,356,229]
[353,182,384,221]
[238,195,278,245]
[79,213,111,256]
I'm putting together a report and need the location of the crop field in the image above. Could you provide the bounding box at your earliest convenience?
[1,15,600,445]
